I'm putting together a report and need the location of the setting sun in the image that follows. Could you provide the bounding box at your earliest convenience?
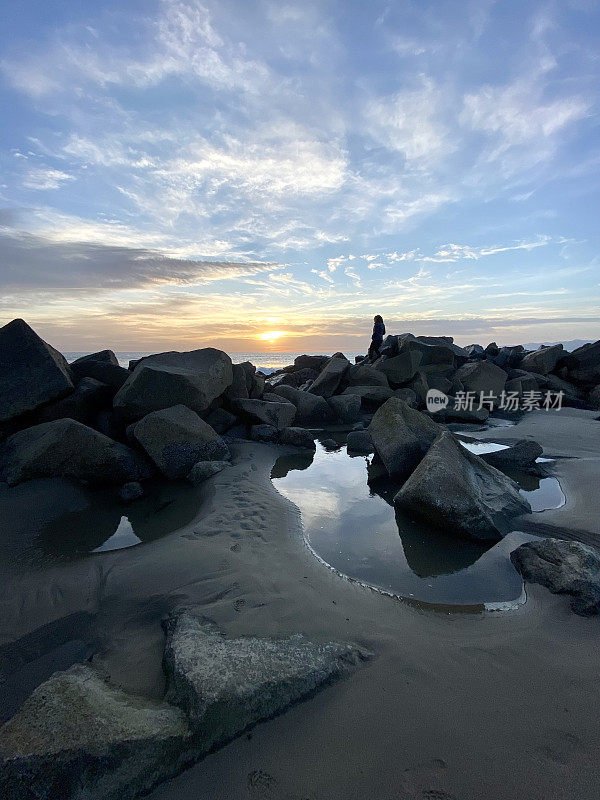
[259,330,286,343]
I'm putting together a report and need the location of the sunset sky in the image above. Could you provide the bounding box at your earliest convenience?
[1,0,599,354]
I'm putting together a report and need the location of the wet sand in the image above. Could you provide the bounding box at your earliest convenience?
[1,409,600,799]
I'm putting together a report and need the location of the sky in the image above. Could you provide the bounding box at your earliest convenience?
[0,0,599,354]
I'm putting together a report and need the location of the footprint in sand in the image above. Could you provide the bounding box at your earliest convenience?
[230,542,241,552]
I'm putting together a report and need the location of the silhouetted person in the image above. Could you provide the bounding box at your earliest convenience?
[368,315,385,361]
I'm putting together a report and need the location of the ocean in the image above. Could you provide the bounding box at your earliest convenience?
[64,351,365,375]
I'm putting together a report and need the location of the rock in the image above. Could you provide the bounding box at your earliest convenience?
[442,399,489,424]
[224,363,250,400]
[375,350,422,386]
[0,419,153,486]
[465,344,485,359]
[568,340,600,385]
[346,430,374,455]
[162,610,369,749]
[262,391,294,404]
[95,409,127,441]
[341,385,394,410]
[113,348,233,421]
[454,360,508,401]
[379,334,399,357]
[120,481,144,501]
[205,408,237,434]
[345,364,389,388]
[393,388,419,408]
[406,371,429,405]
[414,335,468,359]
[132,405,229,479]
[327,393,361,423]
[395,430,531,541]
[427,375,452,394]
[589,385,600,409]
[0,318,74,424]
[70,350,129,390]
[36,377,112,425]
[279,427,316,449]
[493,345,525,370]
[480,439,543,471]
[232,398,296,429]
[368,397,439,480]
[308,356,350,398]
[485,342,499,357]
[321,438,339,450]
[187,460,230,485]
[250,372,265,399]
[271,385,335,425]
[292,354,329,373]
[520,344,564,376]
[267,369,318,389]
[510,538,600,615]
[250,424,280,442]
[0,663,191,800]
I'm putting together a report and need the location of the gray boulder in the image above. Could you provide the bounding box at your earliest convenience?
[454,360,508,401]
[393,387,419,408]
[120,481,144,501]
[0,318,74,424]
[415,335,468,359]
[493,345,525,370]
[224,363,250,400]
[205,407,237,434]
[341,385,394,409]
[520,344,564,376]
[395,430,531,541]
[187,460,230,485]
[345,364,389,388]
[0,418,152,486]
[308,357,350,398]
[292,354,329,372]
[70,350,129,390]
[279,427,316,449]
[0,663,191,800]
[589,385,600,409]
[36,377,112,425]
[464,344,485,359]
[568,340,600,385]
[328,393,361,423]
[132,405,229,479]
[232,398,295,429]
[271,385,335,425]
[368,397,439,479]
[267,369,318,389]
[481,439,543,471]
[510,538,600,615]
[162,610,369,749]
[113,348,233,421]
[250,424,280,442]
[346,430,374,455]
[375,350,422,386]
[250,372,265,399]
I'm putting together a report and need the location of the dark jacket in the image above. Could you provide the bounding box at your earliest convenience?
[372,321,385,342]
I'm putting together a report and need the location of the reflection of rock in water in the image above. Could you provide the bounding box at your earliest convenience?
[270,451,315,480]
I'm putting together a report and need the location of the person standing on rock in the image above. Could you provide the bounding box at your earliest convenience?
[368,315,385,361]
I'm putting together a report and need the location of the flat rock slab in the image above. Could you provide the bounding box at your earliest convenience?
[368,396,439,479]
[162,611,370,750]
[0,663,192,800]
[511,538,600,615]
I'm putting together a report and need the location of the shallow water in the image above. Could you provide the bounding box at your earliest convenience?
[272,439,533,607]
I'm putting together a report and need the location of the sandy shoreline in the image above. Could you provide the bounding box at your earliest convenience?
[2,408,599,798]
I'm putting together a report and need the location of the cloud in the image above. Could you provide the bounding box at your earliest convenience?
[22,168,75,191]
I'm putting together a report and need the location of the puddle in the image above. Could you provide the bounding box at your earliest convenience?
[459,441,510,456]
[272,441,526,607]
[516,475,566,511]
[92,517,143,553]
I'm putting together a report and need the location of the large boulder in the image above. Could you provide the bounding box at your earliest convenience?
[267,369,318,389]
[35,377,112,425]
[279,427,316,449]
[345,364,389,388]
[415,335,468,360]
[113,348,233,421]
[308,357,350,398]
[520,344,564,376]
[292,354,329,373]
[0,318,74,424]
[70,350,129,390]
[341,385,395,410]
[464,344,485,359]
[187,460,230,485]
[224,363,250,400]
[328,393,361,423]
[232,398,296,429]
[568,340,600,385]
[481,439,543,471]
[493,345,525,370]
[0,418,153,486]
[511,538,600,616]
[162,610,369,749]
[368,397,439,479]
[454,360,508,401]
[205,407,237,434]
[395,430,531,541]
[271,385,335,425]
[346,430,374,455]
[132,405,229,479]
[0,663,192,800]
[375,350,422,386]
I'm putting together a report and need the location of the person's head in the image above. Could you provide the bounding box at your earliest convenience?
[374,314,383,323]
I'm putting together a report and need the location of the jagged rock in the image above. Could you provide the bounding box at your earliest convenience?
[441,399,489,424]
[250,372,265,399]
[70,350,129,390]
[95,409,127,441]
[542,374,585,407]
[279,427,316,449]
[292,354,330,373]
[520,344,564,376]
[308,356,350,398]
[271,385,335,425]
[132,405,229,479]
[505,372,539,397]
[120,481,144,501]
[262,391,295,404]
[492,345,525,370]
[510,538,600,615]
[454,360,507,401]
[162,610,369,749]
[485,342,499,357]
[589,385,600,409]
[0,318,74,424]
[328,393,361,423]
[250,424,280,442]
[395,430,531,541]
[375,350,422,386]
[368,397,439,479]
[465,344,485,359]
[0,663,192,800]
[567,340,600,385]
[406,371,429,405]
[232,398,296,429]
[267,369,318,389]
[346,430,374,455]
[187,460,230,485]
[393,387,419,408]
[480,439,543,471]
[341,385,394,410]
[205,408,237,434]
[36,377,112,425]
[345,364,389,388]
[224,363,250,400]
[415,335,468,359]
[427,375,452,394]
[0,419,152,486]
[113,348,233,421]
